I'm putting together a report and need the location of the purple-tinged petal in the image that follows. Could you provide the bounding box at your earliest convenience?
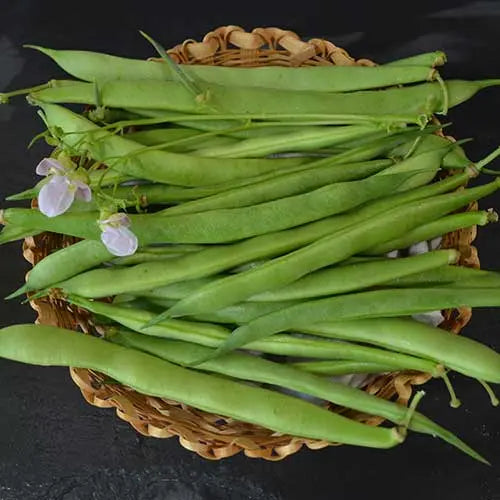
[100,226,138,256]
[73,180,92,202]
[38,176,75,217]
[36,158,66,176]
[101,212,131,227]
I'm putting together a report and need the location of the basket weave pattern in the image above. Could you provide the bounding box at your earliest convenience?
[23,26,480,460]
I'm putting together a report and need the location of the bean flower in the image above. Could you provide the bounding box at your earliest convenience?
[36,158,91,217]
[99,213,138,257]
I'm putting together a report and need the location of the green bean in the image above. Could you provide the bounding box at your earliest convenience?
[303,318,500,383]
[126,127,203,145]
[384,265,500,288]
[111,244,203,266]
[110,253,185,266]
[0,324,401,448]
[386,51,447,67]
[39,103,306,186]
[144,297,290,324]
[166,180,500,321]
[229,287,500,354]
[195,125,385,158]
[129,129,239,153]
[248,250,459,302]
[133,278,215,301]
[6,239,113,299]
[28,46,440,92]
[291,360,399,376]
[30,79,500,117]
[107,328,485,463]
[366,210,497,255]
[45,172,472,298]
[69,295,441,375]
[162,159,393,215]
[2,170,418,246]
[0,225,41,245]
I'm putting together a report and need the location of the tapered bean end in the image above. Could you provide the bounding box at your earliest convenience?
[0,210,5,225]
[5,285,28,301]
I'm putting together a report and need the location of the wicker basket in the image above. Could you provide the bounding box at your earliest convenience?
[23,26,481,461]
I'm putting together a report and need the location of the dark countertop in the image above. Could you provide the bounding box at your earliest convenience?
[0,1,499,498]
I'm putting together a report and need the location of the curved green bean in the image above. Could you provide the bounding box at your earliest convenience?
[39,103,306,186]
[7,239,113,299]
[303,318,500,383]
[162,159,393,215]
[28,46,438,92]
[249,250,459,302]
[0,324,400,448]
[228,287,500,355]
[291,360,399,376]
[384,265,500,288]
[366,210,497,255]
[386,51,447,67]
[195,125,383,158]
[30,78,500,117]
[0,225,41,245]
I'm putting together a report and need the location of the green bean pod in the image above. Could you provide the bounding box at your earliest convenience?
[385,51,447,67]
[0,225,41,245]
[195,125,384,158]
[162,159,393,215]
[303,318,500,383]
[7,239,113,299]
[0,324,401,448]
[384,265,500,288]
[30,78,500,117]
[291,360,398,375]
[229,287,500,354]
[44,172,472,298]
[366,210,497,255]
[165,180,500,321]
[108,328,485,463]
[39,103,305,186]
[28,46,440,92]
[248,250,459,302]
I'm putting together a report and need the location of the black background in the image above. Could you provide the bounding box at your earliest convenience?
[1,1,500,498]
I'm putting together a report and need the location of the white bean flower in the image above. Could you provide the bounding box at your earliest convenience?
[99,213,138,257]
[36,158,91,217]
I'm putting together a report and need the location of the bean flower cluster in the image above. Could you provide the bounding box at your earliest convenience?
[0,38,500,461]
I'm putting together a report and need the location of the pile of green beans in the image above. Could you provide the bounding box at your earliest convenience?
[2,40,500,461]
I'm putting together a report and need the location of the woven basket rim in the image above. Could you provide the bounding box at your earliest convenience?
[24,26,481,461]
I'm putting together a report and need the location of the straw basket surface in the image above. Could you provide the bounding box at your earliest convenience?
[23,26,480,460]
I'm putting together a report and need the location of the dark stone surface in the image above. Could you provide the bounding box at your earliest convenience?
[0,1,499,498]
